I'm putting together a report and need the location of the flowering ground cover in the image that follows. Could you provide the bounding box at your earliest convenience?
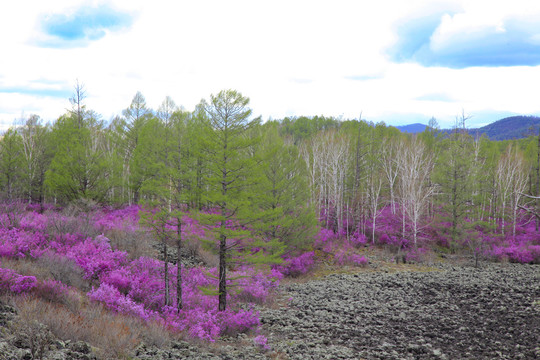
[0,204,284,342]
[0,202,538,351]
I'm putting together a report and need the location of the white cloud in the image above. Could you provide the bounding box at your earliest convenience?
[1,0,540,131]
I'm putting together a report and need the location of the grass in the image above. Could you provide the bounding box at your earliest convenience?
[7,293,176,359]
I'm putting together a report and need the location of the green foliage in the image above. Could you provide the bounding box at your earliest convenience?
[45,113,112,203]
[130,117,168,200]
[0,128,24,200]
[198,89,276,311]
[433,121,475,241]
[279,115,341,144]
[173,107,208,210]
[254,123,316,254]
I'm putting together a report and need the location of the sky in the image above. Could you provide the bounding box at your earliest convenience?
[1,0,540,131]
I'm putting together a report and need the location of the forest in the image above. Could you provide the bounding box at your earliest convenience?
[0,87,539,357]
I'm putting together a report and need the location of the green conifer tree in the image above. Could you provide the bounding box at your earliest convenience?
[199,89,263,311]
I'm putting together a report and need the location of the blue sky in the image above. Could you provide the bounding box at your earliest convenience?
[1,0,540,131]
[38,4,132,47]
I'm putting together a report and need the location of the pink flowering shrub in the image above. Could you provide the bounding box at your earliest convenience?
[32,279,72,304]
[93,205,141,233]
[0,227,49,259]
[178,309,221,341]
[60,235,129,280]
[253,335,270,350]
[491,243,540,263]
[404,247,429,263]
[100,267,133,294]
[124,257,168,310]
[88,283,156,321]
[20,211,49,233]
[0,266,37,294]
[314,228,336,248]
[334,250,368,267]
[233,267,283,303]
[218,308,260,335]
[350,231,368,247]
[274,251,315,277]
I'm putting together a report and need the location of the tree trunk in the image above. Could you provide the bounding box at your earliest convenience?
[164,242,169,306]
[218,232,227,311]
[177,216,183,311]
[536,128,540,231]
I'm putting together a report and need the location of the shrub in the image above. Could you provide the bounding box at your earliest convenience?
[350,231,368,247]
[253,335,270,351]
[104,229,156,259]
[334,250,368,267]
[233,267,283,304]
[13,296,144,359]
[404,247,429,263]
[314,228,336,248]
[0,266,37,294]
[36,253,88,291]
[12,302,54,360]
[491,244,540,264]
[274,252,315,277]
[32,279,72,304]
[218,309,260,336]
[88,283,156,321]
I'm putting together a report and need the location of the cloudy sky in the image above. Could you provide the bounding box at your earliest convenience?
[1,0,540,131]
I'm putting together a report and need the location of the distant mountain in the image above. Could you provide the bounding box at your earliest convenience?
[472,116,540,140]
[395,123,427,133]
[395,116,540,140]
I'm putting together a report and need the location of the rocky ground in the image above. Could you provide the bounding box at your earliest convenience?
[0,260,538,359]
[260,262,540,360]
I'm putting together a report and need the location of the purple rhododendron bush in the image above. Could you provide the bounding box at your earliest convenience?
[1,202,538,355]
[324,205,540,265]
[0,204,283,343]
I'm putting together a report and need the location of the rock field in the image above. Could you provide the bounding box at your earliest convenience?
[259,263,540,360]
[0,262,538,359]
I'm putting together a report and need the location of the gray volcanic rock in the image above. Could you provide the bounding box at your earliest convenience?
[0,263,538,359]
[258,263,540,360]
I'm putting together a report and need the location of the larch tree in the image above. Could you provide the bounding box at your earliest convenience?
[254,123,316,255]
[139,97,195,311]
[435,114,474,243]
[200,89,261,312]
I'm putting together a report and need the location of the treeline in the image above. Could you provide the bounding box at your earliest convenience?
[1,87,540,249]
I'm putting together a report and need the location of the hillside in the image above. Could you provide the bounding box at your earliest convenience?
[396,116,540,140]
[395,123,427,133]
[473,116,540,140]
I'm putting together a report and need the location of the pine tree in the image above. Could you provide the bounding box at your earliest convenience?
[200,89,261,311]
[434,115,474,243]
[254,123,316,255]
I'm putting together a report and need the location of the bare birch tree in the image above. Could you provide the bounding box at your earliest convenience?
[17,115,48,204]
[398,137,436,247]
[496,145,528,238]
[380,137,401,214]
